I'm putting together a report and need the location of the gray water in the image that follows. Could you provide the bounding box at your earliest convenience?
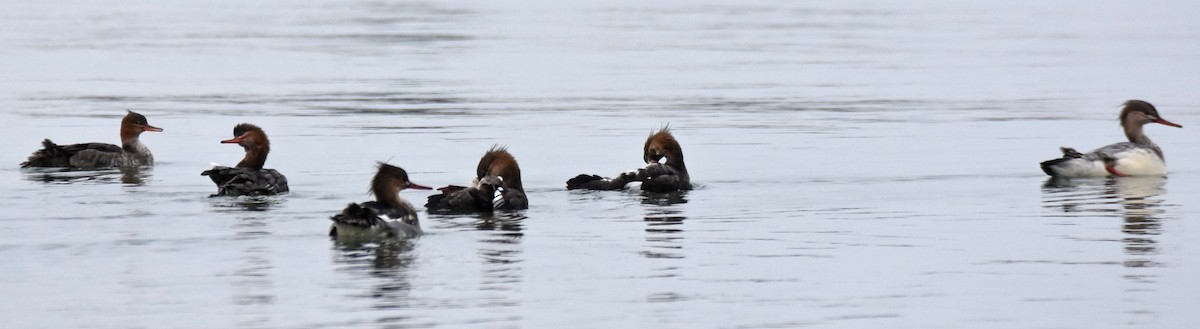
[2,1,1200,328]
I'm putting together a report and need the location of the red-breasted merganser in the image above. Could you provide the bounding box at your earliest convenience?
[201,123,290,196]
[426,145,529,213]
[566,127,692,192]
[21,111,163,168]
[331,163,432,239]
[1041,100,1182,178]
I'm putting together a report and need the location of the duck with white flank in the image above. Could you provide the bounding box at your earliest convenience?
[21,111,163,168]
[426,146,528,213]
[201,123,290,196]
[331,163,432,239]
[1041,100,1182,178]
[567,127,692,192]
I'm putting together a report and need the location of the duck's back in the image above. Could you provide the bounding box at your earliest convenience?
[1041,142,1166,178]
[22,139,125,168]
[331,201,421,238]
[426,185,493,213]
[636,163,692,192]
[202,166,289,196]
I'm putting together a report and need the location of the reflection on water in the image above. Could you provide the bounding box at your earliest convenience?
[642,192,688,261]
[332,239,416,310]
[207,196,287,212]
[475,212,525,236]
[1041,177,1167,267]
[3,0,1199,326]
[475,212,523,296]
[641,190,689,206]
[21,166,152,186]
[1041,176,1169,326]
[231,215,274,326]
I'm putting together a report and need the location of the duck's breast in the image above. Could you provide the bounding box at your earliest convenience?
[1111,147,1167,176]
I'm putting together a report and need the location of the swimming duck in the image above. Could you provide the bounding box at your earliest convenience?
[201,123,289,196]
[1041,100,1182,178]
[330,163,432,239]
[426,145,528,213]
[21,111,163,168]
[567,127,692,192]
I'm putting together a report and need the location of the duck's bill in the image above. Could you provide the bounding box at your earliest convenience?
[143,125,164,132]
[477,175,504,187]
[1154,118,1183,128]
[220,136,244,144]
[406,182,433,190]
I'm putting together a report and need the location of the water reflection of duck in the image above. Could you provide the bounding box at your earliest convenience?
[426,146,528,213]
[1040,100,1182,178]
[1041,176,1167,267]
[23,166,151,186]
[330,163,432,240]
[21,111,163,168]
[201,123,290,196]
[567,127,692,192]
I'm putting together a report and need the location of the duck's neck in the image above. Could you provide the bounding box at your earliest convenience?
[1124,123,1164,159]
[121,138,153,165]
[1124,123,1154,146]
[503,172,525,191]
[374,185,403,210]
[236,145,269,169]
[666,151,688,176]
[122,137,146,153]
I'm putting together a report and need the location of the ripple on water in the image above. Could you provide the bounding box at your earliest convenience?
[1039,177,1171,270]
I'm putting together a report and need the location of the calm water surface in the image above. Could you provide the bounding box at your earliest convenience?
[2,1,1199,328]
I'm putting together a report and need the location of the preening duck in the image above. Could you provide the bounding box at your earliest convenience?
[566,127,692,192]
[1041,100,1182,178]
[331,163,432,240]
[21,111,163,168]
[201,123,289,196]
[426,145,528,213]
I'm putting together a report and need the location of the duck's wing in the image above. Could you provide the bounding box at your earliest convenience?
[1092,142,1156,159]
[497,188,528,210]
[22,139,123,168]
[565,171,635,190]
[426,185,493,213]
[331,201,384,228]
[1040,143,1133,178]
[201,167,289,196]
[635,164,691,192]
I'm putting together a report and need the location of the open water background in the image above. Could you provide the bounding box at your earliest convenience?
[2,1,1199,328]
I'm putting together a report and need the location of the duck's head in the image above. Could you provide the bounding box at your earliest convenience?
[221,123,271,151]
[476,145,523,191]
[1121,100,1182,129]
[371,162,431,207]
[120,110,163,142]
[643,127,685,168]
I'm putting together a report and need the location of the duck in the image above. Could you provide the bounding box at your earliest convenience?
[330,163,432,239]
[21,110,163,168]
[201,123,289,196]
[566,127,692,192]
[426,145,529,213]
[1041,100,1182,178]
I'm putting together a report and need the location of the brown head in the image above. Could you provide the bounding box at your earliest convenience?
[475,145,524,191]
[221,123,272,169]
[371,162,432,209]
[119,110,163,144]
[643,127,686,171]
[1120,100,1182,129]
[1119,100,1181,147]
